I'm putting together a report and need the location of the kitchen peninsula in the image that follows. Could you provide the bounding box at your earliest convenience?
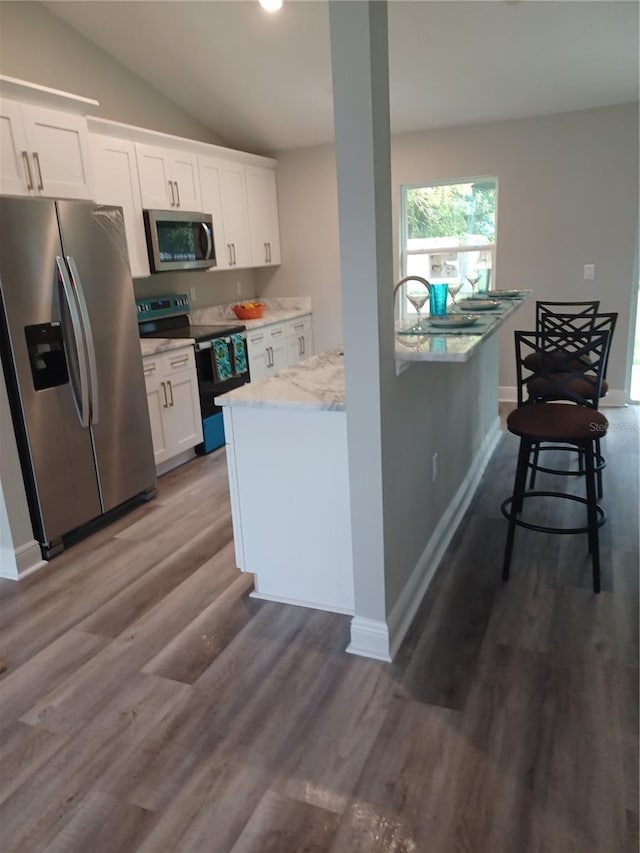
[216,293,529,614]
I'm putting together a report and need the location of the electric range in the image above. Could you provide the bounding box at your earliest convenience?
[137,294,250,454]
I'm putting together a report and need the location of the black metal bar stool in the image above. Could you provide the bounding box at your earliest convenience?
[501,327,612,593]
[525,309,617,499]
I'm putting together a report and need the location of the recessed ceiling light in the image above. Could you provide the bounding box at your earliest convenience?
[259,0,283,11]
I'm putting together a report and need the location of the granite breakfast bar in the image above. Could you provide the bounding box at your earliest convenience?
[216,293,529,614]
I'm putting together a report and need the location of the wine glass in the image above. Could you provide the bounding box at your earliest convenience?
[406,286,429,327]
[448,281,462,309]
[465,273,480,297]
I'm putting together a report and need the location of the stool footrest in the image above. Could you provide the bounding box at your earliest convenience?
[501,490,606,535]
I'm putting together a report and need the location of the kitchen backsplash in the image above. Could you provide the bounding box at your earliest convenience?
[190,296,312,325]
[133,268,257,307]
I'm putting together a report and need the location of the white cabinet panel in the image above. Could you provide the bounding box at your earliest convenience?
[286,315,313,366]
[91,134,150,278]
[136,143,201,211]
[0,100,29,196]
[142,347,202,467]
[246,165,281,267]
[0,99,94,199]
[199,155,252,270]
[246,323,288,382]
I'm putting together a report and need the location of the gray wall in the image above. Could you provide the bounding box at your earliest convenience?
[261,103,639,394]
[0,1,224,144]
[0,0,259,302]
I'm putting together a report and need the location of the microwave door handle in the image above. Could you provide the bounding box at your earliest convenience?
[56,256,90,428]
[66,256,99,427]
[200,222,213,261]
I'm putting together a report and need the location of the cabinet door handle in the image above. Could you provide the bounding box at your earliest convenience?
[168,181,175,207]
[169,355,189,368]
[298,335,303,357]
[167,380,174,407]
[174,181,181,208]
[161,381,168,408]
[21,151,34,190]
[267,346,273,368]
[33,152,44,191]
[267,242,271,263]
[301,335,305,355]
[232,243,237,266]
[264,242,268,263]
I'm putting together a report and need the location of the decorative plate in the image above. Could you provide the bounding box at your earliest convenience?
[427,314,480,328]
[457,299,500,311]
[487,290,525,299]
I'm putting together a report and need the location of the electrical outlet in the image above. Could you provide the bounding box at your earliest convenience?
[432,452,438,483]
[235,280,242,296]
[583,264,595,280]
[189,285,197,302]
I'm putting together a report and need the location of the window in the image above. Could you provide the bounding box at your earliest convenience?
[399,178,497,320]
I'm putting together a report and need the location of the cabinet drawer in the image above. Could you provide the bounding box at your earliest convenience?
[267,323,286,341]
[288,316,312,337]
[142,357,161,379]
[163,347,195,376]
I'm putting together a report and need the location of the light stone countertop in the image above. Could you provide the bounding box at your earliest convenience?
[394,292,530,368]
[140,338,195,357]
[215,349,346,412]
[215,293,530,412]
[190,296,312,331]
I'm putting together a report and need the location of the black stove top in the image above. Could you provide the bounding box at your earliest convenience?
[138,315,245,341]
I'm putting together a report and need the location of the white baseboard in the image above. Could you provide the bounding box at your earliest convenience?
[499,386,518,404]
[0,538,48,581]
[347,616,392,662]
[156,449,196,477]
[499,386,627,407]
[386,416,503,660]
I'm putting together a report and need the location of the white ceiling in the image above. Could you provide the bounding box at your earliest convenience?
[44,0,639,155]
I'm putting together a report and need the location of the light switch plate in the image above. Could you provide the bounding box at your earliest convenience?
[189,285,197,302]
[583,264,595,280]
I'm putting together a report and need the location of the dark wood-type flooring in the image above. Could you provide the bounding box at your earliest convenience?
[1,405,638,852]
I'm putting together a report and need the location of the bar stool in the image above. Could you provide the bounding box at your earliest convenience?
[501,327,612,593]
[526,311,617,497]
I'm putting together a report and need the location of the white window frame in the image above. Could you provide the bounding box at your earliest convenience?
[398,176,498,322]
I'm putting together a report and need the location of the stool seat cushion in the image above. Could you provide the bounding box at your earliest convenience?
[507,403,608,441]
[526,375,609,401]
[523,351,592,373]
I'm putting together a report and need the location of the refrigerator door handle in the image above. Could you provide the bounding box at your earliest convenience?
[66,256,100,427]
[56,255,90,428]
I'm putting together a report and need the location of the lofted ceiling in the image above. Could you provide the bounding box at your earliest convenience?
[44,0,639,155]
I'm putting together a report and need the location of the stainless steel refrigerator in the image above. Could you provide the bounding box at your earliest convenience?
[0,197,156,558]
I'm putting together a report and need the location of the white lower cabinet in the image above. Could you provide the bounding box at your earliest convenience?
[286,315,313,365]
[246,323,288,382]
[142,347,202,467]
[247,316,314,383]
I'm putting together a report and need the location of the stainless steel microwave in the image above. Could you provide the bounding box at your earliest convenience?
[143,209,216,273]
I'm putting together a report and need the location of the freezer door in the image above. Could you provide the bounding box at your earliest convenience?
[0,198,102,545]
[56,202,156,511]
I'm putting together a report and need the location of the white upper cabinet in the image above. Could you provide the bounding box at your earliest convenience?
[246,165,281,267]
[136,143,201,211]
[199,155,251,270]
[91,134,150,278]
[0,99,94,200]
